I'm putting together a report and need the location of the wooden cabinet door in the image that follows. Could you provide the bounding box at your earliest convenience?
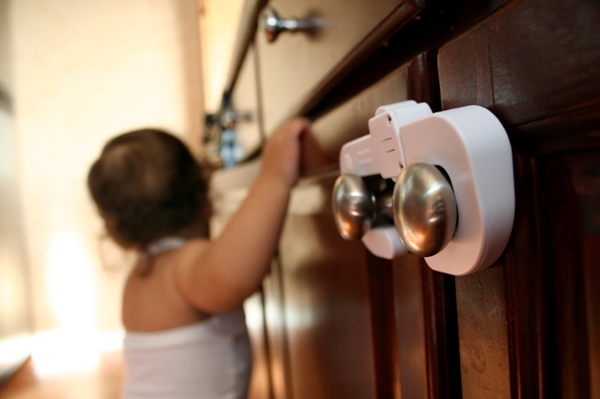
[437,0,600,397]
[265,53,460,399]
[279,175,377,399]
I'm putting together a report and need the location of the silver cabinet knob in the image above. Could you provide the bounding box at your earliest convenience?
[262,7,320,43]
[332,174,375,240]
[393,163,458,257]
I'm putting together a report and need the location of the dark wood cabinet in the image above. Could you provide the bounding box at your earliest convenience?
[278,175,376,399]
[211,0,600,397]
[438,1,600,397]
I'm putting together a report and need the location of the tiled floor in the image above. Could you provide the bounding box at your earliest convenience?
[0,351,124,399]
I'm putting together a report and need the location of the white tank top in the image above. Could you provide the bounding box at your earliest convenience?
[122,238,252,399]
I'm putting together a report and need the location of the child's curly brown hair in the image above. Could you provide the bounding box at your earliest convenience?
[88,129,208,251]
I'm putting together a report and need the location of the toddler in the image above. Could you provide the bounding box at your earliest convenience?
[87,118,309,399]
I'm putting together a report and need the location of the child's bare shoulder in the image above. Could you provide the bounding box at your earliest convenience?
[174,237,212,269]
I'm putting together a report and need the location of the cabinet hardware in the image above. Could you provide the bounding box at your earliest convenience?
[262,7,321,43]
[333,101,515,275]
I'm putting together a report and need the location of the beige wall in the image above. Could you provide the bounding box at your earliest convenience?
[0,0,31,375]
[199,0,245,113]
[10,0,203,333]
[0,106,31,373]
[0,0,11,92]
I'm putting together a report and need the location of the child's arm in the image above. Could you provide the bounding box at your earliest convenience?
[174,118,309,313]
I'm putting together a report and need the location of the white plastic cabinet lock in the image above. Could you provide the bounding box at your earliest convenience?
[332,100,515,276]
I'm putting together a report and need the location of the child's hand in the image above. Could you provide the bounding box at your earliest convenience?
[260,117,310,188]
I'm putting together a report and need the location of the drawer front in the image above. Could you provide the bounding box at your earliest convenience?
[256,0,422,134]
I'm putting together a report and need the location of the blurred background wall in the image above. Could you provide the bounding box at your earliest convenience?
[0,0,31,378]
[0,0,247,377]
[0,0,206,373]
[198,0,244,113]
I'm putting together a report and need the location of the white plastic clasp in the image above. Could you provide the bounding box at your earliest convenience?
[340,101,432,179]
